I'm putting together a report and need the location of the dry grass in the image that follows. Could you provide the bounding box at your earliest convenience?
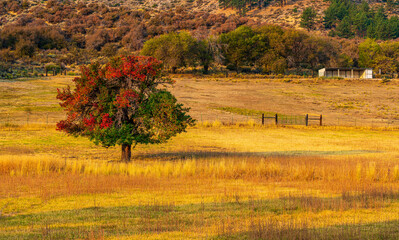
[170,76,399,127]
[1,123,399,239]
[1,154,399,183]
[2,76,399,239]
[3,75,399,127]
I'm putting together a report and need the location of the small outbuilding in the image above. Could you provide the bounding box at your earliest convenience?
[318,68,373,79]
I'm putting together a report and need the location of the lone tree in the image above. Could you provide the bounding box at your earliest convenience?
[56,55,194,162]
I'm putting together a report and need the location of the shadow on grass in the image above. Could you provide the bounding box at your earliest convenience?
[2,191,399,239]
[134,150,380,161]
[214,219,399,240]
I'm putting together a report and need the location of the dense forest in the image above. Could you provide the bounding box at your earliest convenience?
[324,0,399,39]
[0,0,399,78]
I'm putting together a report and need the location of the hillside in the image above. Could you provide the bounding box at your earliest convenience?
[1,0,399,79]
[1,0,396,33]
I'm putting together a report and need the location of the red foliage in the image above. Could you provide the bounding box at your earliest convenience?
[100,113,113,129]
[83,114,96,131]
[115,89,138,108]
[105,55,161,81]
[56,55,166,135]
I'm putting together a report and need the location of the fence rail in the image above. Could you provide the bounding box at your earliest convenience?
[262,114,322,126]
[1,111,399,129]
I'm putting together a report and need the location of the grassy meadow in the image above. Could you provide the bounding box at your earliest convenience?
[1,76,399,239]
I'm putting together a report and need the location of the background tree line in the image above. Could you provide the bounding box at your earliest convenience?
[141,25,354,74]
[1,0,399,78]
[140,25,399,76]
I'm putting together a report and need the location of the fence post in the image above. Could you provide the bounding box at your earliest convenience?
[262,113,264,125]
[305,114,309,126]
[320,115,322,126]
[275,114,278,125]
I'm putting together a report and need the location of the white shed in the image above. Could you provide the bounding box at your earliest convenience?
[318,68,373,79]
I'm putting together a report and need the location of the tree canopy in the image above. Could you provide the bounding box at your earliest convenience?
[325,0,399,40]
[56,55,194,161]
[300,7,317,31]
[141,31,198,73]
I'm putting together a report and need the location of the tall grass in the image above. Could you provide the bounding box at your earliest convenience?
[1,154,399,183]
[2,123,399,239]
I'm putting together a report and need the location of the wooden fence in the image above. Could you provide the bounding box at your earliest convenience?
[262,114,322,126]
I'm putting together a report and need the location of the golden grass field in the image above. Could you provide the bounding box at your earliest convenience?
[1,76,399,239]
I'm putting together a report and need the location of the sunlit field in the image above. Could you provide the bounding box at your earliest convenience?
[1,76,399,239]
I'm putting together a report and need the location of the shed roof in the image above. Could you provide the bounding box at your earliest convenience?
[321,68,372,71]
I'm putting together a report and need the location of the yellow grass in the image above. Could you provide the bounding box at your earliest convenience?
[1,153,399,183]
[0,123,399,239]
[2,75,399,239]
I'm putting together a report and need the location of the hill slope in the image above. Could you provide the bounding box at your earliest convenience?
[5,0,396,35]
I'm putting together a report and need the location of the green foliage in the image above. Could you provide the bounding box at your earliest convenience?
[141,31,199,73]
[196,40,214,74]
[324,0,399,40]
[45,62,60,71]
[218,25,339,74]
[0,62,45,79]
[139,90,194,142]
[358,38,399,74]
[323,0,351,29]
[358,38,380,68]
[300,7,317,31]
[219,26,267,72]
[336,16,354,38]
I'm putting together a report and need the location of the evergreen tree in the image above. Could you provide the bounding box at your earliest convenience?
[323,1,339,29]
[388,17,399,39]
[323,0,351,29]
[336,16,354,38]
[353,12,369,37]
[300,7,317,31]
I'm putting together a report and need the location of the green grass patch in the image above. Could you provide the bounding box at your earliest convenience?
[213,106,275,117]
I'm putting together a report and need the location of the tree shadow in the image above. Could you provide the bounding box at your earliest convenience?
[3,194,399,239]
[133,150,380,161]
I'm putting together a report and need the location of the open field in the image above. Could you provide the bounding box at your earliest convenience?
[170,75,399,127]
[1,75,399,239]
[2,75,399,126]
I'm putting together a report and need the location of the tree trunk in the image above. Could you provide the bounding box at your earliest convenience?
[121,144,131,162]
[203,64,209,74]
